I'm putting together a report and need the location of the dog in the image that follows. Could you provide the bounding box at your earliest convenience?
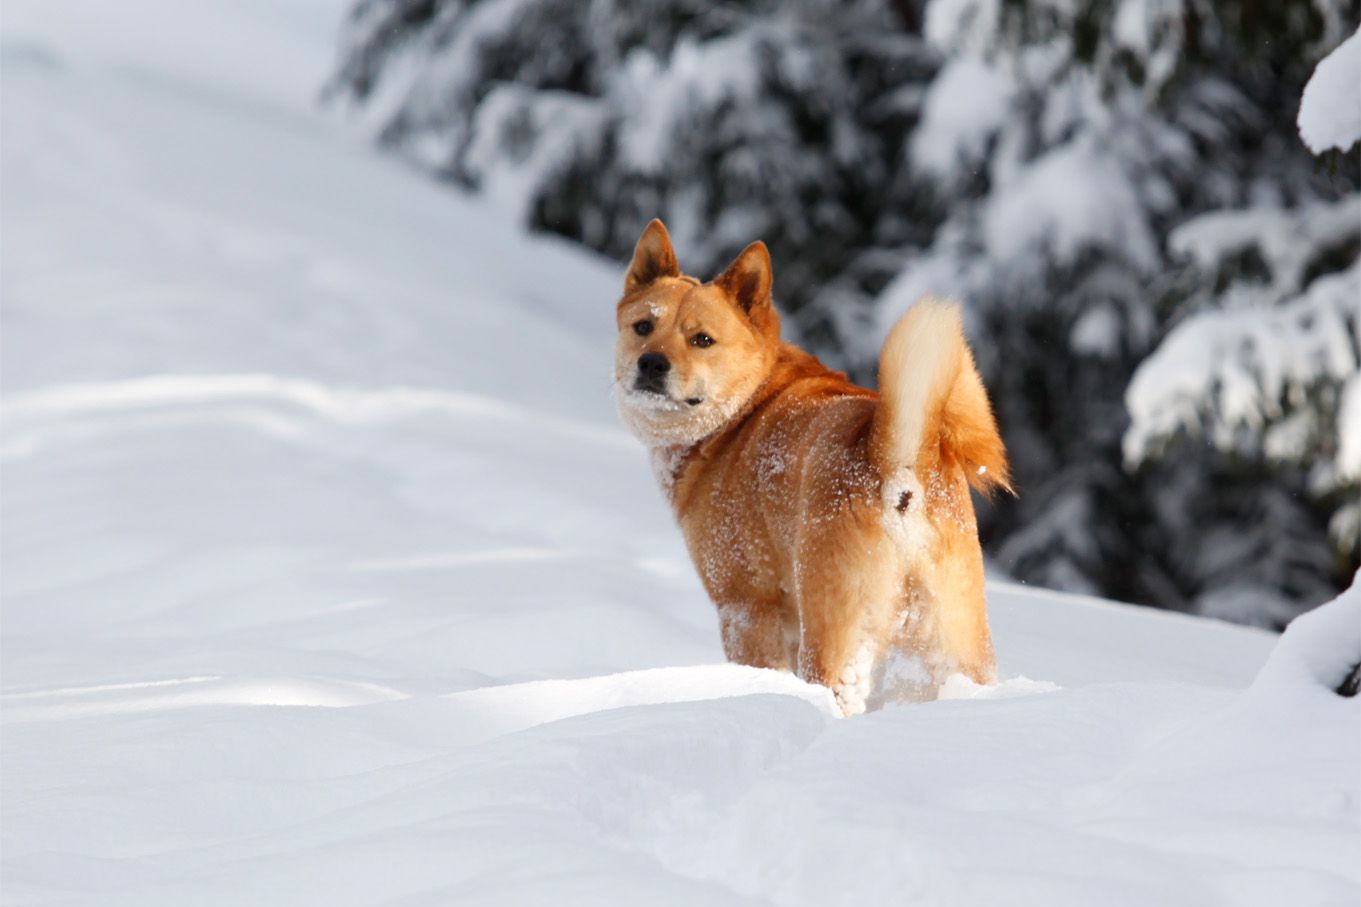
[614,219,1011,715]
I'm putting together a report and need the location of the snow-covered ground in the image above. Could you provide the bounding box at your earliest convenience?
[2,4,1358,905]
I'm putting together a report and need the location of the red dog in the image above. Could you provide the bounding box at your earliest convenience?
[614,220,1010,714]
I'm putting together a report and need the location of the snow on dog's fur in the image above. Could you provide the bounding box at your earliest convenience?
[614,220,1011,715]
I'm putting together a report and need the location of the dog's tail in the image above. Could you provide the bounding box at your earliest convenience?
[870,297,1011,496]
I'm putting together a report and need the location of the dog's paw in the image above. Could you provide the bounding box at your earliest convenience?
[830,663,870,717]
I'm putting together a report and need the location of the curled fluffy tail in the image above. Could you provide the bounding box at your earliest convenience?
[870,298,1011,495]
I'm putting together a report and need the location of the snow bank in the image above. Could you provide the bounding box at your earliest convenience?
[1251,575,1360,695]
[1299,25,1361,155]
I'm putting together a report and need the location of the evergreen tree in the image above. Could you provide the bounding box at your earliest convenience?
[851,0,1359,625]
[327,0,926,329]
[328,0,1361,627]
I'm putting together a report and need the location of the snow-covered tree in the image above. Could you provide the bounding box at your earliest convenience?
[1125,198,1360,622]
[327,0,925,325]
[855,0,1359,625]
[328,0,1361,627]
[1117,20,1361,626]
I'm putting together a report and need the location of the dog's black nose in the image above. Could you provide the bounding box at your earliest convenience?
[638,352,670,377]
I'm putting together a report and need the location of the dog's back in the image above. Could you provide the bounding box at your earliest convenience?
[667,301,1008,713]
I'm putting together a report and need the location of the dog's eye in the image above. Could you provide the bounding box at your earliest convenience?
[633,320,653,337]
[690,333,715,348]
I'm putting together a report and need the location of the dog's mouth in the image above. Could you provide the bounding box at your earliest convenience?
[625,386,704,409]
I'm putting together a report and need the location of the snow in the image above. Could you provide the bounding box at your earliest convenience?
[1168,195,1361,298]
[983,134,1159,277]
[909,56,1014,185]
[462,84,606,218]
[923,0,1004,57]
[3,4,1359,905]
[1342,373,1361,482]
[0,0,348,112]
[1299,25,1361,155]
[1111,0,1182,92]
[614,33,764,176]
[1124,241,1361,484]
[1125,194,1361,581]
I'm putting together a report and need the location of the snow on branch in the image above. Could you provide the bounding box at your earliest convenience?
[1298,25,1361,155]
[1124,195,1361,523]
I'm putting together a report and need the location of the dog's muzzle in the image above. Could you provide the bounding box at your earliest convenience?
[634,351,670,394]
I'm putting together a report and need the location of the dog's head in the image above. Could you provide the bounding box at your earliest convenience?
[614,219,781,446]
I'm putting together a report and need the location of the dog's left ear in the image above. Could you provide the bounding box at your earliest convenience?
[713,241,773,316]
[625,219,680,295]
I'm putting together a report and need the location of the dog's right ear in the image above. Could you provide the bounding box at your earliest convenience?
[713,241,772,316]
[625,219,679,295]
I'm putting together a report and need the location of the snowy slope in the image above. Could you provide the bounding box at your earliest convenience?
[2,5,1358,906]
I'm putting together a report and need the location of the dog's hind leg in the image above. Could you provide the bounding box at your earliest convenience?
[922,561,997,687]
[716,597,796,671]
[792,525,902,716]
[897,532,997,690]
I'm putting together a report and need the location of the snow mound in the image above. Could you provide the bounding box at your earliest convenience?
[441,664,840,744]
[1251,575,1360,695]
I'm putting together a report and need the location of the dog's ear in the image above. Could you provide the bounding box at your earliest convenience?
[625,219,680,294]
[713,241,773,316]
